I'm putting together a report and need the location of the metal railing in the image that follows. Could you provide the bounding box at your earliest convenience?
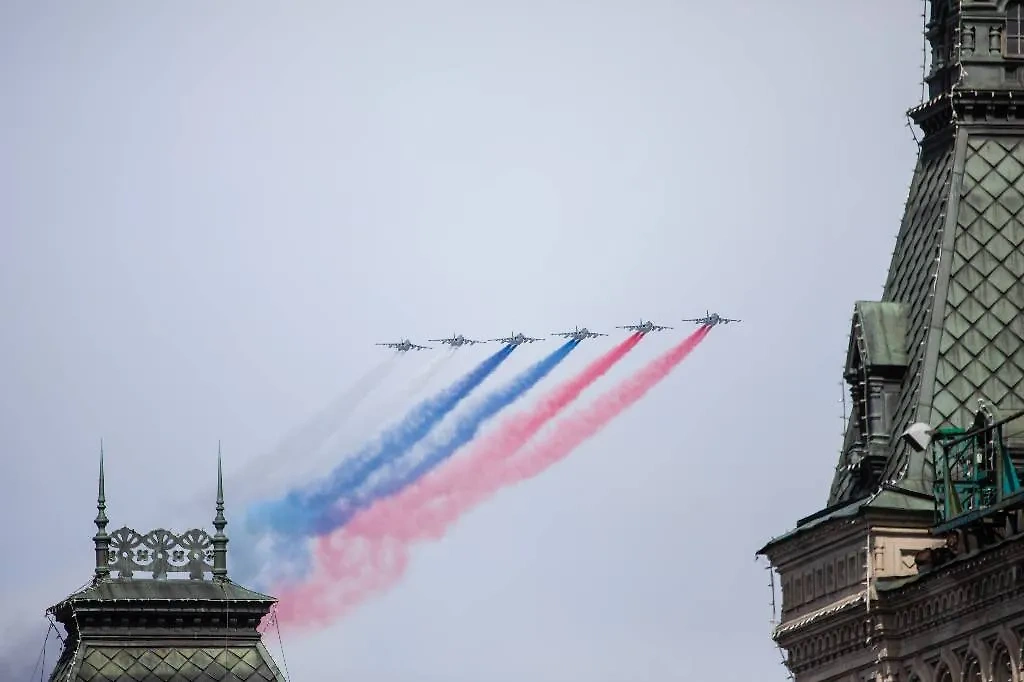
[932,410,1024,531]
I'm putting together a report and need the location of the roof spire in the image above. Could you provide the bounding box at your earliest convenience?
[93,440,111,582]
[212,441,229,581]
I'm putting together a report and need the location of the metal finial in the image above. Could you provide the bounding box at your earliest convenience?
[93,440,111,582]
[97,440,106,512]
[212,441,229,581]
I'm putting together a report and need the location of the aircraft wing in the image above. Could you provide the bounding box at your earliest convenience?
[681,318,703,323]
[412,343,431,350]
[615,325,638,331]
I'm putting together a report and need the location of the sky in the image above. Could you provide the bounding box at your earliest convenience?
[0,2,924,680]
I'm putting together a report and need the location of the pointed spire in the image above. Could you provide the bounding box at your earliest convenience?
[214,441,226,527]
[212,441,229,581]
[93,440,111,582]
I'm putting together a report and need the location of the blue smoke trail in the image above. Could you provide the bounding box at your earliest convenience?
[312,340,580,534]
[231,355,401,502]
[246,345,514,538]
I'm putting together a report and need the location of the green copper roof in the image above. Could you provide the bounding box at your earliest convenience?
[52,578,275,609]
[828,139,954,505]
[829,133,1024,510]
[50,644,286,682]
[757,488,934,556]
[852,301,908,369]
[47,578,286,682]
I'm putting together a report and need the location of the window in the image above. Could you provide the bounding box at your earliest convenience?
[1008,2,1024,57]
[963,655,982,682]
[992,644,1012,682]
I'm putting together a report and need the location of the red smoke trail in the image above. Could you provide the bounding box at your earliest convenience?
[274,326,710,628]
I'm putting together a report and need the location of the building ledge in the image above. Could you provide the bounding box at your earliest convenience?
[773,592,866,640]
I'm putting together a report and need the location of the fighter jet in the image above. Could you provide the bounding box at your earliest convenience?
[616,319,673,334]
[429,333,486,348]
[551,326,608,342]
[376,339,431,351]
[489,332,544,346]
[682,311,741,326]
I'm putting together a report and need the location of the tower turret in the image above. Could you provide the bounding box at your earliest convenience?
[757,2,1024,679]
[47,446,286,682]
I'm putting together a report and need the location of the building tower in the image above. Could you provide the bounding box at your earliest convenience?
[758,2,1024,681]
[46,448,287,681]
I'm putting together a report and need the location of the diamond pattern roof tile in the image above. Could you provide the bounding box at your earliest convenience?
[831,134,1024,505]
[829,138,954,503]
[58,645,286,682]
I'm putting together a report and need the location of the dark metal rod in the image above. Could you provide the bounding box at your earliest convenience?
[941,409,1024,449]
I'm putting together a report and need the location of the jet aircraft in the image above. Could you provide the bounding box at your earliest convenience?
[551,326,608,341]
[682,311,741,326]
[429,333,486,348]
[376,339,431,351]
[489,332,544,346]
[616,319,673,334]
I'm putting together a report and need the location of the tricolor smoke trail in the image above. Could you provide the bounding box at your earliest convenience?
[246,345,513,538]
[312,339,581,533]
[273,326,710,627]
[266,349,460,510]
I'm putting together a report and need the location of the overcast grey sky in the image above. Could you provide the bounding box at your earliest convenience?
[1,2,923,680]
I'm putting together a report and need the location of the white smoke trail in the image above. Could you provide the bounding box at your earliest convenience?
[178,356,401,513]
[289,348,460,487]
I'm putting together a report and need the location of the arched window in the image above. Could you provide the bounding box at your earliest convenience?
[991,644,1012,682]
[1008,2,1024,57]
[935,664,953,682]
[963,654,982,682]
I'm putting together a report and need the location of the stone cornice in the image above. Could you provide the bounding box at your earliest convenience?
[875,535,1024,638]
[774,533,1024,677]
[760,516,865,569]
[774,592,866,640]
[776,601,873,675]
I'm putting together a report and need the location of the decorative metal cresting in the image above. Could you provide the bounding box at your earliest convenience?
[92,442,230,583]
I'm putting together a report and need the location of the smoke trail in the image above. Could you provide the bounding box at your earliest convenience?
[423,333,643,485]
[182,355,400,511]
[357,349,459,440]
[230,350,471,589]
[305,350,458,481]
[245,345,514,538]
[406,348,457,397]
[274,327,710,628]
[313,340,580,533]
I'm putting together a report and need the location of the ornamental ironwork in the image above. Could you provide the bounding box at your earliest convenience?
[106,526,215,580]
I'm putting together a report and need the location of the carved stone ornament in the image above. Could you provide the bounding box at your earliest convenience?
[107,526,215,580]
